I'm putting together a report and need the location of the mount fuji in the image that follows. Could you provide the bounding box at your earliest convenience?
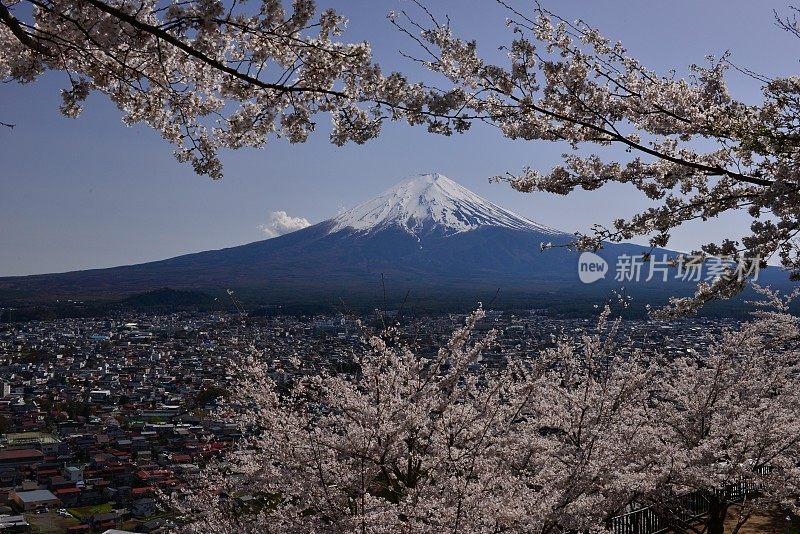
[328,173,559,237]
[0,173,729,314]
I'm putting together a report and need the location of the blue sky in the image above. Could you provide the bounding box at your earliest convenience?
[0,0,796,276]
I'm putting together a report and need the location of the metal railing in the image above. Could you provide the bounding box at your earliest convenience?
[610,467,771,534]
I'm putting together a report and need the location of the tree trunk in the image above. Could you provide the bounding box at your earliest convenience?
[707,499,728,534]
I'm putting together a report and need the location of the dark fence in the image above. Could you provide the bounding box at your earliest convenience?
[610,467,771,534]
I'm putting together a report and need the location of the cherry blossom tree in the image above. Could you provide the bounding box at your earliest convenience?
[0,0,435,178]
[171,308,649,532]
[170,302,800,532]
[390,1,800,314]
[172,309,524,532]
[639,286,800,533]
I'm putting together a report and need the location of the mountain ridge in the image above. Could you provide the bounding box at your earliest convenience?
[0,172,784,315]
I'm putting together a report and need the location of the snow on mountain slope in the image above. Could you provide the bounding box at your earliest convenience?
[328,173,561,237]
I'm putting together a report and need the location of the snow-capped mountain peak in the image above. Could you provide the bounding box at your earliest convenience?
[328,173,560,236]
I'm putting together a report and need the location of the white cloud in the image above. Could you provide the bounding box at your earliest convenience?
[258,210,311,238]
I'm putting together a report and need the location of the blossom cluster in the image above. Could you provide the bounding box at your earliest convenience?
[0,0,429,177]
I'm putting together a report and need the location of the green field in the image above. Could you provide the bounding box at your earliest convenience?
[67,502,113,520]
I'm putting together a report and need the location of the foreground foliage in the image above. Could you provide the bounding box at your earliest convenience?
[174,293,800,533]
[0,0,425,177]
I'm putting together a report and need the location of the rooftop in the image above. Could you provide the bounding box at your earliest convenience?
[1,432,61,446]
[0,515,28,528]
[13,489,59,503]
[0,449,44,461]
